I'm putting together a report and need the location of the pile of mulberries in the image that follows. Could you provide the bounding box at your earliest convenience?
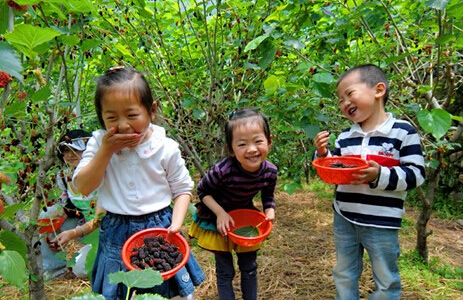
[129,235,183,272]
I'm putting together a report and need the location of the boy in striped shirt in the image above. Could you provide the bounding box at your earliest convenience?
[314,64,426,300]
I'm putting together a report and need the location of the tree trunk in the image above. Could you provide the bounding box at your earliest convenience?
[26,232,48,300]
[415,152,441,263]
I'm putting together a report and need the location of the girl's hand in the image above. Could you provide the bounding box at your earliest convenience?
[101,127,143,154]
[167,223,181,234]
[49,229,77,251]
[216,211,234,236]
[352,160,380,185]
[264,208,275,222]
[314,131,330,157]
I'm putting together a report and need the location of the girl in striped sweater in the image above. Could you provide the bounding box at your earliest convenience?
[189,108,278,300]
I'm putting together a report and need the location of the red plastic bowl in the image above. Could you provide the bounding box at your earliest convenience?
[122,228,190,280]
[227,209,273,247]
[312,156,368,184]
[38,216,65,234]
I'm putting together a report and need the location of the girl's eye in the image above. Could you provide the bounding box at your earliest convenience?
[128,114,139,118]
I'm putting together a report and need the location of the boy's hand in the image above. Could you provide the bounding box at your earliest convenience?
[352,160,380,185]
[314,131,330,157]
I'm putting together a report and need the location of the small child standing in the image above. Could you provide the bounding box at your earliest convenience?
[314,64,426,300]
[70,66,205,300]
[188,108,278,300]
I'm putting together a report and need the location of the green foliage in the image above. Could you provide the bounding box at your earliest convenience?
[1,0,463,297]
[108,269,167,300]
[0,231,27,259]
[399,250,463,297]
[0,250,28,288]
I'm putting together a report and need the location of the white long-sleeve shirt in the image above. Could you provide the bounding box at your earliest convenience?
[73,124,193,215]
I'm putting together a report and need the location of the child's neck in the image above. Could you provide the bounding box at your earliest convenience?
[360,111,388,132]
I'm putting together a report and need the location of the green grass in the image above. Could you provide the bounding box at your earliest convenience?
[399,250,463,299]
[305,179,334,199]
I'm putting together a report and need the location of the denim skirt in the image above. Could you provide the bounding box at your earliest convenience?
[91,206,206,300]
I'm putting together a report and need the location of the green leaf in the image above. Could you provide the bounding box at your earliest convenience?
[312,72,334,84]
[4,24,61,58]
[283,39,305,50]
[134,293,169,300]
[1,203,27,220]
[425,0,450,10]
[60,35,81,48]
[69,294,106,300]
[3,101,27,118]
[233,225,260,237]
[302,124,321,139]
[279,182,301,195]
[109,268,163,289]
[0,250,28,288]
[244,35,269,52]
[0,231,27,260]
[31,85,52,104]
[0,42,23,82]
[417,108,452,140]
[263,75,285,94]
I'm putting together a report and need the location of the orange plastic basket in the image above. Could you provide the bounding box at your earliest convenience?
[312,156,368,184]
[37,216,66,234]
[122,228,190,280]
[227,209,273,247]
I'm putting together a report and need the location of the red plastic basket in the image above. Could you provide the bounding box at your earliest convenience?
[122,228,190,280]
[227,209,273,247]
[312,156,368,184]
[37,216,66,234]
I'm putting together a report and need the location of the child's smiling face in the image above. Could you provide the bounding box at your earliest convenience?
[337,71,386,131]
[230,121,271,173]
[101,87,156,144]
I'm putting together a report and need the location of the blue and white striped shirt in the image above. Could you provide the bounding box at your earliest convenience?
[325,114,426,229]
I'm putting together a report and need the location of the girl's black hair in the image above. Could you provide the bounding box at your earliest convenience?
[224,108,271,154]
[337,64,390,104]
[57,129,92,162]
[94,66,154,129]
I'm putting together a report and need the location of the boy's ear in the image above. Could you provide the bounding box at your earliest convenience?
[375,82,386,99]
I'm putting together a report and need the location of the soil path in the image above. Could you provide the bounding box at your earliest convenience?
[3,189,461,300]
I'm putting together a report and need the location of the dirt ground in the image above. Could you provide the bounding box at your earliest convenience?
[2,189,462,300]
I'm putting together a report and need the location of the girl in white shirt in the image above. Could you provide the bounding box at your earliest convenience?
[61,66,205,300]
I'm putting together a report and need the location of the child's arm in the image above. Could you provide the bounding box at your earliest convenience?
[202,195,234,236]
[49,206,106,251]
[168,193,192,234]
[74,127,141,195]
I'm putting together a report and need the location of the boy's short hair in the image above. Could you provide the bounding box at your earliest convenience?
[337,64,390,104]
